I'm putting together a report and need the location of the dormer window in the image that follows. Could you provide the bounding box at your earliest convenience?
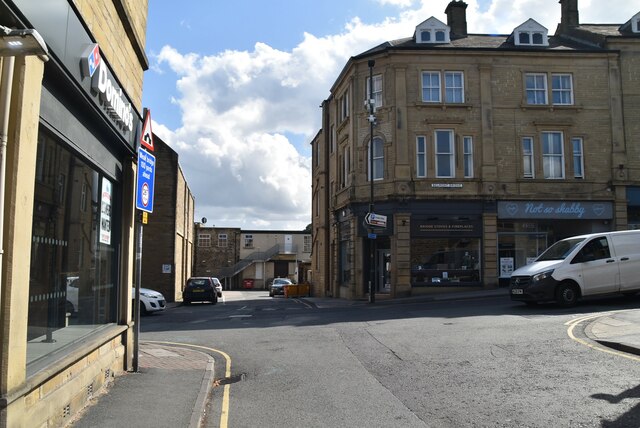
[513,19,549,47]
[415,17,450,44]
[633,13,640,33]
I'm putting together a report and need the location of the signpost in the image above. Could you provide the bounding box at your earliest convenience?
[133,109,155,372]
[365,212,387,228]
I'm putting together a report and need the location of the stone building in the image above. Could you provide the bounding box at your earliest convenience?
[140,134,195,303]
[311,0,640,300]
[194,227,312,290]
[0,0,148,425]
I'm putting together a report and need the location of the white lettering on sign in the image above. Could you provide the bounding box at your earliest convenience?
[93,64,134,133]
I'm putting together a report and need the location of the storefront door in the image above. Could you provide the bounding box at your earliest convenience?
[377,249,391,293]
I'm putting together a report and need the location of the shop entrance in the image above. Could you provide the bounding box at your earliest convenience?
[377,249,391,294]
[497,232,548,286]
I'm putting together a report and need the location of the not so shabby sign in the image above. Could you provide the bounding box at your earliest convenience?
[498,201,612,220]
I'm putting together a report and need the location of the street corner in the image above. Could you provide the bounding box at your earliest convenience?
[584,311,640,357]
[140,342,214,370]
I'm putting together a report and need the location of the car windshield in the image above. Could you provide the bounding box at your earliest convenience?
[536,237,586,261]
[273,279,291,285]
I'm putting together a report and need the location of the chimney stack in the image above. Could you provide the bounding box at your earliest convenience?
[445,0,468,38]
[559,0,579,30]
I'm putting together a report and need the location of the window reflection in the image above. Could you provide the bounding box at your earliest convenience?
[27,128,118,369]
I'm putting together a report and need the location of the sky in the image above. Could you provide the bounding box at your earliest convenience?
[142,0,637,231]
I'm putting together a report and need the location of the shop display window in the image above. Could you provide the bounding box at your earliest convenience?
[27,129,119,373]
[411,238,481,286]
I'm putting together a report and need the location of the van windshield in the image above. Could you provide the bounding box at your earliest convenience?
[536,238,586,261]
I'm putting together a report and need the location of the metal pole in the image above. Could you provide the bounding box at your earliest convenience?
[368,59,375,304]
[132,211,143,372]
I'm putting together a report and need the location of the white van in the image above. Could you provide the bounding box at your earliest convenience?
[509,230,640,306]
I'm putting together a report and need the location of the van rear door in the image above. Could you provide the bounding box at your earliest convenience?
[610,233,640,292]
[572,236,619,296]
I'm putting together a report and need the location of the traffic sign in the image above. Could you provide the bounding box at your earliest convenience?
[136,147,155,213]
[140,109,154,151]
[365,212,387,228]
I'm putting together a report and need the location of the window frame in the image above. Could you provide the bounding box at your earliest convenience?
[463,136,473,178]
[366,74,383,110]
[444,71,465,103]
[339,90,349,122]
[421,71,441,103]
[416,136,427,178]
[551,73,574,105]
[541,131,565,179]
[434,129,455,178]
[198,233,211,247]
[244,234,253,248]
[525,73,548,105]
[522,137,535,178]
[218,233,228,248]
[572,137,584,179]
[368,136,384,181]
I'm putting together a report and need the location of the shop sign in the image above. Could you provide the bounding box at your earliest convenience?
[412,218,482,237]
[81,44,134,134]
[432,183,463,188]
[498,201,612,220]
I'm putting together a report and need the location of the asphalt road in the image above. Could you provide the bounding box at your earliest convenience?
[139,291,640,427]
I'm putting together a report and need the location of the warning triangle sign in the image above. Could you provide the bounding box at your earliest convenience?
[140,110,154,151]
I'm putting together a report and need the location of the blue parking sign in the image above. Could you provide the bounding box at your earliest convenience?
[136,148,155,213]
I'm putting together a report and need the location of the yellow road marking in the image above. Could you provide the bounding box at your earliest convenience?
[565,313,640,362]
[145,340,232,428]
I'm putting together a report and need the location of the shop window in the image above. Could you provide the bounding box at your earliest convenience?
[28,129,119,370]
[411,237,481,286]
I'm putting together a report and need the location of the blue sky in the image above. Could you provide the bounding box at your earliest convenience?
[142,0,637,230]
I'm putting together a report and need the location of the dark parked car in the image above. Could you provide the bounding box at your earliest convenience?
[269,278,292,297]
[183,277,218,305]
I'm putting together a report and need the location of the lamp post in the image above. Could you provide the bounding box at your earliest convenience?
[367,59,376,304]
[0,24,49,326]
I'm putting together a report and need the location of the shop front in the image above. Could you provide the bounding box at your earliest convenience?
[1,1,143,426]
[496,200,613,286]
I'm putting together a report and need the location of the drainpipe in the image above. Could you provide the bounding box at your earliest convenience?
[0,56,15,315]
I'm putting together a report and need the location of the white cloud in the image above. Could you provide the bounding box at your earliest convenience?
[151,0,637,230]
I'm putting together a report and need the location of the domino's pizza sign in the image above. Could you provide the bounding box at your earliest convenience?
[81,44,101,78]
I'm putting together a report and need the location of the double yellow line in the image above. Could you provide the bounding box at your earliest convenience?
[145,340,232,427]
[565,312,640,362]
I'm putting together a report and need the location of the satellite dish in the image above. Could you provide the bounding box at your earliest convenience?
[201,217,207,224]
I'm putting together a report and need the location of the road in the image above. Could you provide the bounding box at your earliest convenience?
[139,291,640,427]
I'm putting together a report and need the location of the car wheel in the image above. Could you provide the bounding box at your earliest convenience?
[66,300,75,315]
[211,296,217,305]
[556,283,578,307]
[183,299,191,305]
[140,302,148,316]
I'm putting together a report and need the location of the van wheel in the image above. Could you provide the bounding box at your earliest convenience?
[556,283,578,307]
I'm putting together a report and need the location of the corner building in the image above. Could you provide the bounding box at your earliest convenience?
[0,0,148,426]
[311,0,640,300]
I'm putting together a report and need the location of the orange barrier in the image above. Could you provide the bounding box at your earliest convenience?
[283,284,310,298]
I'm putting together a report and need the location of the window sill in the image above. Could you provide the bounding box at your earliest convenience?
[415,102,472,111]
[520,104,582,112]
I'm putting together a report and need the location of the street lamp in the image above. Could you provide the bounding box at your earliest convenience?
[367,59,376,304]
[0,24,49,325]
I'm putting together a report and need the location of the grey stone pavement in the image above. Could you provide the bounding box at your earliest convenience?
[67,288,640,428]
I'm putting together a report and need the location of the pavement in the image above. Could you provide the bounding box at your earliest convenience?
[67,288,640,428]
